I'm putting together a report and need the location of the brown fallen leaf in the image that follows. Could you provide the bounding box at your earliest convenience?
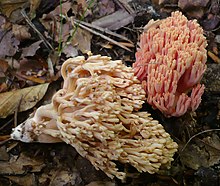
[0,146,9,161]
[5,174,36,186]
[180,133,220,170]
[62,44,78,57]
[0,153,45,174]
[40,1,73,43]
[71,27,92,53]
[0,0,28,18]
[16,73,46,83]
[0,82,8,93]
[0,30,20,58]
[29,0,41,19]
[91,9,134,31]
[0,59,9,77]
[22,40,43,57]
[39,169,81,186]
[93,0,115,17]
[202,134,220,166]
[180,143,209,170]
[12,24,31,41]
[86,181,116,186]
[0,83,49,118]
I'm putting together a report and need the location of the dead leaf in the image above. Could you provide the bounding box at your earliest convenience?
[39,169,81,186]
[91,9,134,31]
[40,2,73,43]
[62,44,78,57]
[0,83,49,118]
[45,1,72,18]
[0,0,28,18]
[178,0,209,10]
[202,134,220,166]
[5,174,36,186]
[22,40,43,57]
[0,30,20,58]
[93,0,115,17]
[180,134,220,170]
[0,82,8,93]
[0,153,45,174]
[30,0,41,19]
[71,27,92,53]
[15,57,49,83]
[86,181,116,186]
[180,143,209,170]
[12,24,31,40]
[0,146,9,161]
[16,74,46,83]
[0,59,9,77]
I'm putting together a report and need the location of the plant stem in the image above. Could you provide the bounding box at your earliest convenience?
[58,0,63,54]
[58,0,95,56]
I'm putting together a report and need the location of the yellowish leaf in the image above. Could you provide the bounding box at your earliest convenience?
[0,83,49,118]
[71,27,92,53]
[0,0,28,18]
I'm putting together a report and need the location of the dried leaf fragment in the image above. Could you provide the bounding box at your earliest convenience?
[0,153,45,174]
[12,24,31,40]
[22,40,43,57]
[0,30,20,58]
[0,83,49,118]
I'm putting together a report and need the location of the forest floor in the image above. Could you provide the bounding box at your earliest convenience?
[0,0,220,185]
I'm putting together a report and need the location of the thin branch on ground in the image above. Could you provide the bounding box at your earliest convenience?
[173,128,220,164]
[72,19,132,52]
[21,9,54,51]
[74,19,133,44]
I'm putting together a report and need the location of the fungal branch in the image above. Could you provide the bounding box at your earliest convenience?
[11,55,178,180]
[133,11,207,117]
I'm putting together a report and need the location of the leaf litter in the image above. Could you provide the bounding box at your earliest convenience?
[0,0,220,185]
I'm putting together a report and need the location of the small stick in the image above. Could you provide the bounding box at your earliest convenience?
[113,0,135,14]
[21,9,55,77]
[173,128,220,165]
[21,9,54,51]
[74,19,133,44]
[14,96,23,128]
[72,19,132,52]
[0,135,11,145]
[0,118,13,131]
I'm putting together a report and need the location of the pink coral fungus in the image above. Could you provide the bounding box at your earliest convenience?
[133,11,207,117]
[11,55,178,180]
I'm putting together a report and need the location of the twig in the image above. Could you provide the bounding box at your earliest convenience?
[58,0,64,53]
[179,129,220,154]
[72,19,132,52]
[0,135,11,145]
[20,9,54,51]
[47,56,55,77]
[173,129,220,164]
[74,19,133,43]
[14,96,23,128]
[61,0,95,55]
[0,118,13,131]
[113,0,135,14]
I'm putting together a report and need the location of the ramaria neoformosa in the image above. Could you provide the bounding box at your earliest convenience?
[133,11,207,117]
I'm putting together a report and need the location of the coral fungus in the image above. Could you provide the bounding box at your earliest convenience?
[133,11,207,117]
[11,55,178,180]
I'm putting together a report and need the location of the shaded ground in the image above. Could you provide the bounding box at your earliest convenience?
[0,0,220,185]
